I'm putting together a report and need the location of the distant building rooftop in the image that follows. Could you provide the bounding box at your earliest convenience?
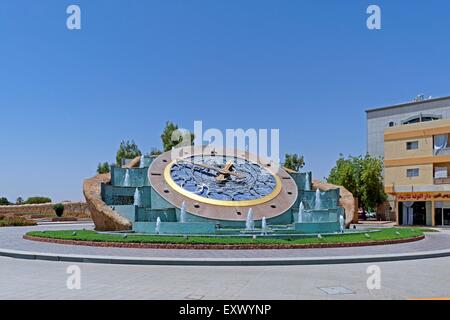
[366,95,450,113]
[366,95,450,119]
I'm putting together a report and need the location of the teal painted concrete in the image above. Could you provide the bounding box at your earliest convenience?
[112,205,136,222]
[140,156,154,168]
[136,207,177,222]
[289,172,312,191]
[133,222,217,234]
[178,209,293,228]
[111,167,149,187]
[102,185,152,207]
[149,188,174,210]
[298,189,340,210]
[294,221,340,233]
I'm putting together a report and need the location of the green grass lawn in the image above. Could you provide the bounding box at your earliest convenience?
[25,228,427,246]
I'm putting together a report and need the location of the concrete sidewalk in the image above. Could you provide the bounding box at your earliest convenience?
[2,245,450,266]
[1,255,450,299]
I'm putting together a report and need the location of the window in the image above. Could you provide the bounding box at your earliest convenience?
[422,116,439,122]
[407,168,420,178]
[434,134,449,155]
[406,141,419,150]
[401,114,441,125]
[402,117,421,125]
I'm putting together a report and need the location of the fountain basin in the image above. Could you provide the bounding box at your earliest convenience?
[133,221,216,234]
[294,221,340,234]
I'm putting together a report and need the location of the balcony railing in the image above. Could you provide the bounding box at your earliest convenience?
[435,148,450,156]
[434,177,450,185]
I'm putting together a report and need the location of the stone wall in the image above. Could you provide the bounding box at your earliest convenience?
[0,202,90,218]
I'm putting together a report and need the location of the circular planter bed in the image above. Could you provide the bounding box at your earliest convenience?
[24,230,425,250]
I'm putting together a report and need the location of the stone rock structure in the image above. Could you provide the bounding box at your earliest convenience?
[312,180,357,226]
[0,202,90,218]
[124,156,141,169]
[83,172,133,231]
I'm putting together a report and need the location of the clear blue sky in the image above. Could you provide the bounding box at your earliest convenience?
[1,0,450,202]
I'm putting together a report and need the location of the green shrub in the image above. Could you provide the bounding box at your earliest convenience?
[0,216,36,227]
[0,197,11,205]
[25,197,52,204]
[53,204,65,217]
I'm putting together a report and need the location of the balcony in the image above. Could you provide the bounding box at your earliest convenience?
[434,164,450,184]
[434,177,450,185]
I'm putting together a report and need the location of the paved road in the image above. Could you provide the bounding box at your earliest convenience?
[0,255,449,299]
[2,224,450,259]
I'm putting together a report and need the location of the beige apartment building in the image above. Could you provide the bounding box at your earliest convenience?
[367,96,450,226]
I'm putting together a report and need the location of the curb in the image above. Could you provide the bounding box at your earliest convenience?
[35,222,94,226]
[2,245,450,266]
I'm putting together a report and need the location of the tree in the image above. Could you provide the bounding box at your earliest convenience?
[283,154,305,172]
[148,148,162,156]
[97,162,110,174]
[16,197,24,205]
[116,140,141,166]
[24,197,52,204]
[327,154,386,211]
[358,155,387,211]
[0,197,10,206]
[161,121,194,152]
[327,154,358,198]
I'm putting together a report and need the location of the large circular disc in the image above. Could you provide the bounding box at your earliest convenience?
[149,146,298,222]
